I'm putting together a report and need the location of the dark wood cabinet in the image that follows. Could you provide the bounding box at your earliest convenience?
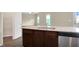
[44,31,58,47]
[23,29,33,47]
[23,29,58,47]
[32,30,44,47]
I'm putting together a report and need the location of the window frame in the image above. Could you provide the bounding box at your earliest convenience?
[46,14,51,26]
[75,12,79,24]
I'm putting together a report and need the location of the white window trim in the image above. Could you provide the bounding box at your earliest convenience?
[46,14,51,26]
[76,16,79,24]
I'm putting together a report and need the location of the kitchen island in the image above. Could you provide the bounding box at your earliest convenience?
[22,26,79,47]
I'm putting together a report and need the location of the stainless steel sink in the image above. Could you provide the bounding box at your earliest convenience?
[38,26,56,29]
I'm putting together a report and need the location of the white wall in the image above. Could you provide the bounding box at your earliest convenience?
[22,13,35,26]
[0,13,3,46]
[22,12,74,27]
[35,12,74,27]
[52,12,74,26]
[13,12,22,39]
[3,13,13,37]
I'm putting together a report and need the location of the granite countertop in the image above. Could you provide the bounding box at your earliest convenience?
[22,26,79,33]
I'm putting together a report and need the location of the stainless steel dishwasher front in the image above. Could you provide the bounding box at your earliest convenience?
[58,36,79,47]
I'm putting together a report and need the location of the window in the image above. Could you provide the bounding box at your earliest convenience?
[75,12,79,23]
[46,14,51,26]
[36,16,40,25]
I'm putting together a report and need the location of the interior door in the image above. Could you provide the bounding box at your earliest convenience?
[12,13,22,39]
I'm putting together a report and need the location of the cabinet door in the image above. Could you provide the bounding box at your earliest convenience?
[44,31,58,47]
[33,30,44,47]
[23,29,33,47]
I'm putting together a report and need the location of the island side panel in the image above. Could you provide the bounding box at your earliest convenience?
[23,29,33,47]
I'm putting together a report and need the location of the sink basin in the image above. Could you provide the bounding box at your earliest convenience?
[38,26,56,29]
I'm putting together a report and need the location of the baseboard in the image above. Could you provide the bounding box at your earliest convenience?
[3,35,21,40]
[13,35,22,40]
[3,35,12,38]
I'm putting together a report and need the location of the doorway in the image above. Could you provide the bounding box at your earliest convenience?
[3,12,22,47]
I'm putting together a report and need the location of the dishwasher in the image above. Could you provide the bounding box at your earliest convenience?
[58,32,79,47]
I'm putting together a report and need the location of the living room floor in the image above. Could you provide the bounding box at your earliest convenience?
[3,37,23,47]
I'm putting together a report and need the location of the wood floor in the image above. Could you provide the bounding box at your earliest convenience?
[3,36,23,47]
